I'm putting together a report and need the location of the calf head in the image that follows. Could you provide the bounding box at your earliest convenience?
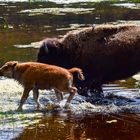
[0,61,18,78]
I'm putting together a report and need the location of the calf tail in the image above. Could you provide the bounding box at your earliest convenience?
[68,68,85,81]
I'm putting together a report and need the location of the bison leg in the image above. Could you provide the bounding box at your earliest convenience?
[77,86,89,96]
[76,79,90,96]
[90,81,103,93]
[89,80,104,100]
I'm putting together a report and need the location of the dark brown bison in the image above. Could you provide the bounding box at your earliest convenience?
[37,24,140,95]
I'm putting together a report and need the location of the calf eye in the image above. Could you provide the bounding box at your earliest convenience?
[4,66,8,70]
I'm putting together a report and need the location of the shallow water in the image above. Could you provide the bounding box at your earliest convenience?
[0,0,140,140]
[16,113,140,140]
[0,78,140,140]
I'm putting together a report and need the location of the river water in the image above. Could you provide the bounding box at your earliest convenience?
[0,0,140,140]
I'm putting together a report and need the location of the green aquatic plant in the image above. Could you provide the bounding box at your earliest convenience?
[0,111,5,119]
[1,17,14,29]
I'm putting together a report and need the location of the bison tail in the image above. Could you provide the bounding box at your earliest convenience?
[68,68,85,81]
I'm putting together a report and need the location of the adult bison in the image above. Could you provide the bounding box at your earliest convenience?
[37,24,140,96]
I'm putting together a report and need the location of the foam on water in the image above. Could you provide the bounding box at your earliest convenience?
[113,3,140,9]
[0,78,140,139]
[18,7,95,16]
[14,41,43,49]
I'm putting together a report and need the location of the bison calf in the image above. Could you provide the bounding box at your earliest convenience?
[0,61,84,111]
[37,24,140,95]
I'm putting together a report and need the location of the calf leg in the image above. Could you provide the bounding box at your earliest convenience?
[17,88,31,111]
[33,88,41,110]
[65,87,77,108]
[54,90,63,102]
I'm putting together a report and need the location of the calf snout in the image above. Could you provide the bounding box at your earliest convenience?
[0,68,3,76]
[0,67,12,78]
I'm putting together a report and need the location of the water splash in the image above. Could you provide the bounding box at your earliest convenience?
[0,77,140,139]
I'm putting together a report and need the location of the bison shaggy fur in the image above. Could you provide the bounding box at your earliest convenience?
[37,24,140,95]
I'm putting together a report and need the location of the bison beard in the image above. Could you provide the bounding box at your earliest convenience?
[37,24,140,96]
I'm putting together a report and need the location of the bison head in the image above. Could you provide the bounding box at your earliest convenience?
[37,38,62,63]
[37,38,71,68]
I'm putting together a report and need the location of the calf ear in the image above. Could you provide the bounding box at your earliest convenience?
[11,61,18,67]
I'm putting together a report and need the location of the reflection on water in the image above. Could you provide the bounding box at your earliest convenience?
[0,78,139,140]
[0,0,140,140]
[16,113,140,140]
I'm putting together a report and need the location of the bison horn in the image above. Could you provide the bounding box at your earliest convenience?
[44,44,49,53]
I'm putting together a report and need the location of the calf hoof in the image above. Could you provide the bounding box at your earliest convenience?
[54,103,61,108]
[36,104,46,111]
[64,103,71,109]
[46,103,61,110]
